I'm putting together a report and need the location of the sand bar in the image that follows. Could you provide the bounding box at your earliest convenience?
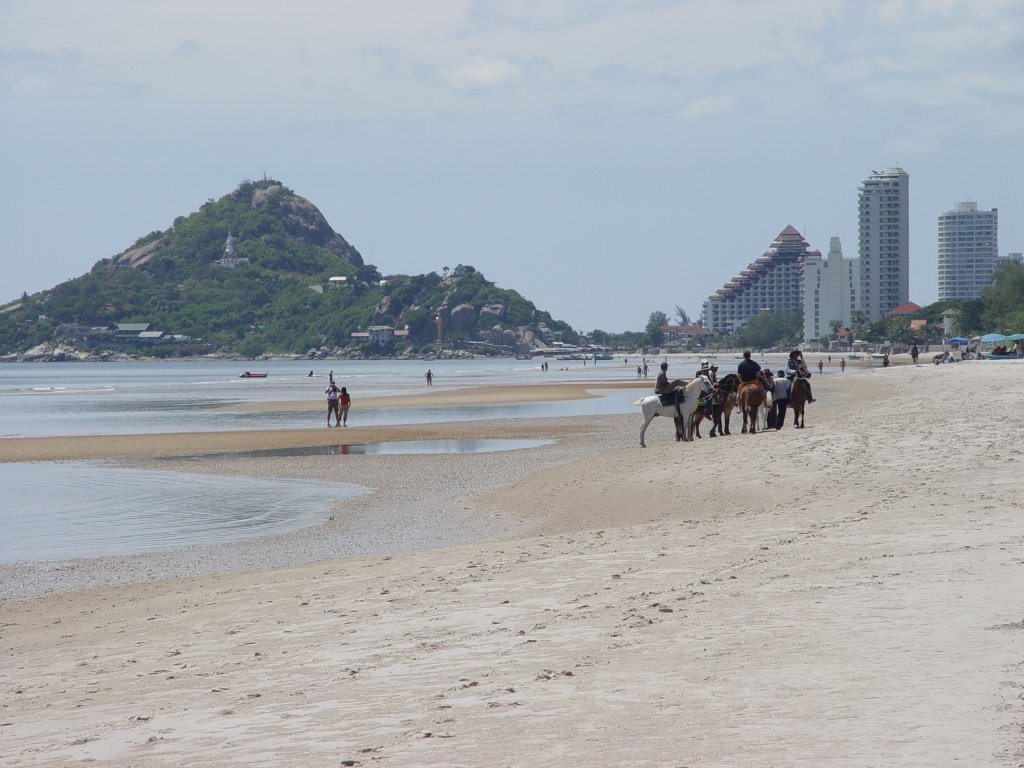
[2,362,1023,765]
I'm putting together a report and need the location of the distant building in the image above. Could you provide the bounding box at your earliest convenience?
[937,201,999,301]
[658,324,715,347]
[858,167,909,322]
[701,226,820,334]
[802,236,859,343]
[351,325,411,346]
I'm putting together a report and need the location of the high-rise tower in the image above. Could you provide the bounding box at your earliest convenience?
[937,201,998,301]
[857,167,909,322]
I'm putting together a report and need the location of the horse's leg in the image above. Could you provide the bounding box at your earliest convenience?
[640,414,652,447]
[749,404,757,434]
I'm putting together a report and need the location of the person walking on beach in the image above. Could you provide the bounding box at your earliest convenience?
[425,369,433,386]
[770,369,790,430]
[818,359,824,375]
[911,344,919,365]
[325,381,341,427]
[840,357,846,372]
[338,386,351,427]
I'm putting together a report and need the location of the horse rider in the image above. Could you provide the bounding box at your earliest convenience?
[695,359,716,418]
[737,350,761,383]
[786,349,815,402]
[770,369,790,430]
[655,361,686,418]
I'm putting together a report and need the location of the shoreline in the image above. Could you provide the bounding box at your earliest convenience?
[4,363,1023,764]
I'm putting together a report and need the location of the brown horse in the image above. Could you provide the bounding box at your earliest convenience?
[789,377,810,428]
[708,373,740,436]
[737,379,766,434]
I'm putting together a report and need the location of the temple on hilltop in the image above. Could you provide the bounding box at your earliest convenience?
[701,225,821,335]
[213,228,249,268]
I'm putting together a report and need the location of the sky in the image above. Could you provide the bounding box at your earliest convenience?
[2,0,1022,333]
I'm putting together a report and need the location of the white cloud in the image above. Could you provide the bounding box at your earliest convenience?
[439,54,524,90]
[679,94,735,120]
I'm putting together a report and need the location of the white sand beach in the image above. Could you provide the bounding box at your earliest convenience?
[2,362,1023,766]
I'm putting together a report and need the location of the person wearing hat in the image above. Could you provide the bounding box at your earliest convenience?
[708,362,719,385]
[786,349,815,402]
[770,369,790,429]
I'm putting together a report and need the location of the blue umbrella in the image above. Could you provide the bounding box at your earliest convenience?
[980,333,1008,343]
[1006,333,1024,341]
[948,336,969,344]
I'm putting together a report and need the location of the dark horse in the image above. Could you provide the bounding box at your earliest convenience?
[789,377,810,428]
[707,373,739,437]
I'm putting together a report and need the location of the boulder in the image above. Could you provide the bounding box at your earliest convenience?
[449,303,477,331]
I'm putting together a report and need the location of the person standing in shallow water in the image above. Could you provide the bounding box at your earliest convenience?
[325,381,341,427]
[425,369,433,386]
[338,387,351,427]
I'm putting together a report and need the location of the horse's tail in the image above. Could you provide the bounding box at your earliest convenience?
[632,397,647,406]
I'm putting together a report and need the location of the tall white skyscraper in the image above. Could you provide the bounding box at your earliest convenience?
[857,167,909,322]
[803,236,859,342]
[937,201,998,300]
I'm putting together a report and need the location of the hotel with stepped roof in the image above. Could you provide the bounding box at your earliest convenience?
[701,226,821,335]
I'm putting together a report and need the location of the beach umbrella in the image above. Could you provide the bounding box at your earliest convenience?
[948,336,969,344]
[1006,333,1024,341]
[980,333,1008,343]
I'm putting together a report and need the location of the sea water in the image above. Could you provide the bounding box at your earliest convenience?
[0,357,644,563]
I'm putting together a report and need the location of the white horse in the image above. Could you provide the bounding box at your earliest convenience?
[636,376,712,447]
[757,390,774,431]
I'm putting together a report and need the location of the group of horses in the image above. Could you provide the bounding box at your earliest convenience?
[637,371,810,447]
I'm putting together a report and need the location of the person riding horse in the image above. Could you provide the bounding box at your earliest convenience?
[786,350,815,402]
[655,361,686,417]
[737,350,760,382]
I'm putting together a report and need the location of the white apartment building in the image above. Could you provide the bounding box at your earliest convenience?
[803,236,859,342]
[701,226,820,334]
[937,201,999,300]
[858,167,909,322]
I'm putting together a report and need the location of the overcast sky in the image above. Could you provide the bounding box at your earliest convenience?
[3,0,1022,332]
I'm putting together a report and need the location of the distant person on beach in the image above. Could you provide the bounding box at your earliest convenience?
[643,362,649,377]
[425,369,433,386]
[338,387,351,427]
[818,359,824,375]
[911,344,919,365]
[325,382,341,427]
[637,365,643,378]
[840,358,846,372]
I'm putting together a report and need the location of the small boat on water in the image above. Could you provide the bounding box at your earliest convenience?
[240,372,268,378]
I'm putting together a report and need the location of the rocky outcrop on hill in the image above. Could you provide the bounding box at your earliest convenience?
[247,184,363,267]
[449,303,477,331]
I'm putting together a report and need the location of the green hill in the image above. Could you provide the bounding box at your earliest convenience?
[0,179,575,357]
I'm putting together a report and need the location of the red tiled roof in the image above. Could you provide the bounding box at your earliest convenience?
[887,301,921,316]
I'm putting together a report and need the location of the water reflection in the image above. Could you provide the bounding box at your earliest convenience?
[0,462,363,563]
[173,438,555,460]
